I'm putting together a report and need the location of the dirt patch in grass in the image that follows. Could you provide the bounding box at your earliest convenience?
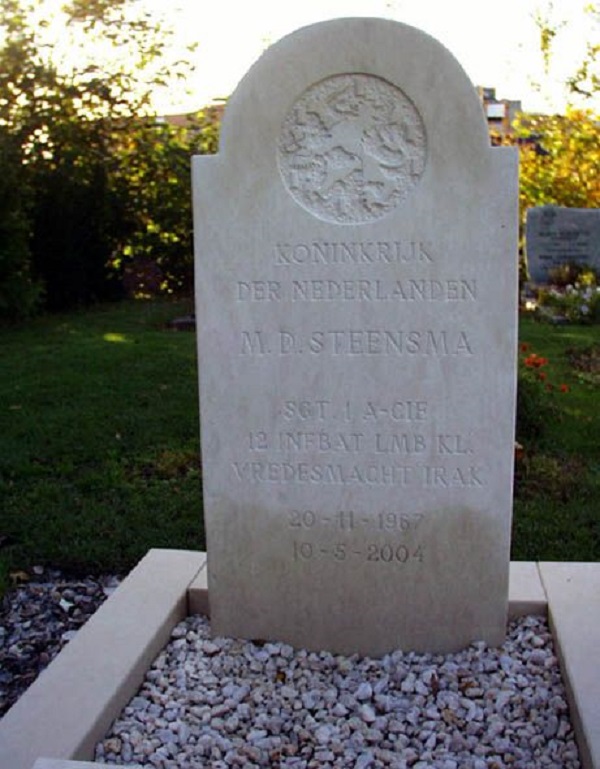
[567,344,600,386]
[514,451,588,502]
[132,449,201,481]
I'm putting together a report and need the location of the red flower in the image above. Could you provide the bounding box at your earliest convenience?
[520,343,530,352]
[560,384,569,393]
[524,353,548,368]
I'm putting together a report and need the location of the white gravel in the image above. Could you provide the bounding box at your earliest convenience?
[95,614,580,768]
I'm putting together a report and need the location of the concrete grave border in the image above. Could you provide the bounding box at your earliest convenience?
[0,549,597,769]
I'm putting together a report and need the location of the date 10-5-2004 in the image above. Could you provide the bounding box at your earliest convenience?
[292,541,425,563]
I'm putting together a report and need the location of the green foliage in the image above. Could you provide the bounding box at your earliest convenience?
[547,262,598,288]
[514,108,599,288]
[0,129,42,318]
[531,3,566,77]
[537,282,600,325]
[0,0,220,315]
[515,108,600,219]
[109,110,220,298]
[31,153,125,309]
[525,264,600,326]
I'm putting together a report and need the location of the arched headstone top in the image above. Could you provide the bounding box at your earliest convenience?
[218,17,490,176]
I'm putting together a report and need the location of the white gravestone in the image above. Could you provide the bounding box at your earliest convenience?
[193,18,518,655]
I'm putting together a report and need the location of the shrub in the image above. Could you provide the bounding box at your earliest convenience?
[537,277,600,324]
[547,262,598,287]
[0,1,220,312]
[0,131,42,320]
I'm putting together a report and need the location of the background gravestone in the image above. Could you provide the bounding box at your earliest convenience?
[526,206,600,284]
[193,18,518,655]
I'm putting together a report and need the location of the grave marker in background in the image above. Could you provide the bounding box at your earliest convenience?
[526,206,600,283]
[193,18,518,655]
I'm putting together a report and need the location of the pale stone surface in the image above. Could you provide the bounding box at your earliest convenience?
[193,18,518,655]
[187,561,552,622]
[277,73,427,224]
[33,761,105,769]
[187,557,210,615]
[0,549,205,769]
[508,561,547,618]
[539,561,600,769]
[526,205,600,283]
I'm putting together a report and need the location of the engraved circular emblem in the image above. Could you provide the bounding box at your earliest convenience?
[278,74,427,224]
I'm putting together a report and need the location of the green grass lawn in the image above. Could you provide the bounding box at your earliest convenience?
[514,315,600,561]
[0,300,204,591]
[0,302,598,595]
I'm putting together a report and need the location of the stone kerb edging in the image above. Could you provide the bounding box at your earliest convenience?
[538,562,600,769]
[0,556,597,769]
[0,549,207,769]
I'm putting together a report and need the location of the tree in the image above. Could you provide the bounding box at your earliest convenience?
[109,110,220,299]
[0,127,40,318]
[566,4,599,101]
[515,108,600,222]
[513,3,599,241]
[0,0,218,315]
